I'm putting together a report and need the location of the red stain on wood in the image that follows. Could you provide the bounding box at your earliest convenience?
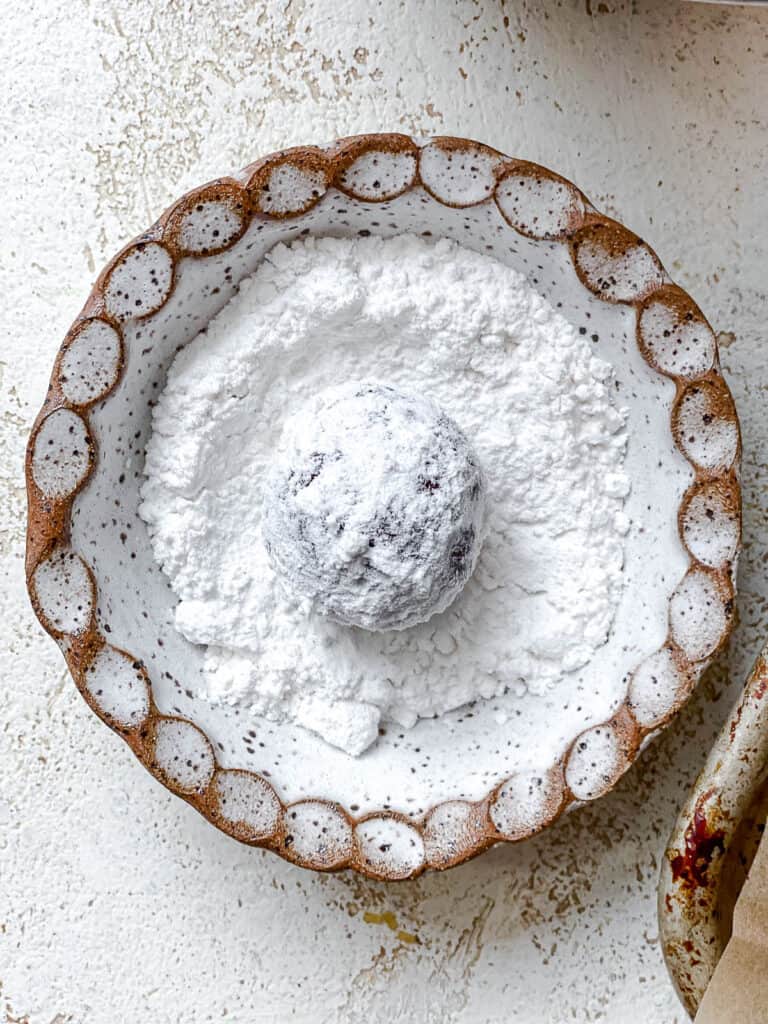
[750,655,768,700]
[670,803,726,892]
[729,701,744,743]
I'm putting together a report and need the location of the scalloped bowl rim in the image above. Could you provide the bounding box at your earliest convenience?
[25,134,741,879]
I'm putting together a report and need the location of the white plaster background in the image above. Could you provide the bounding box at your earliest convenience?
[2,1,767,1021]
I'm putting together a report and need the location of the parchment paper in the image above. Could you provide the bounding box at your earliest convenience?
[696,824,768,1022]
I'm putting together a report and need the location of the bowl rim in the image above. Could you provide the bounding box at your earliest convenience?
[25,133,742,879]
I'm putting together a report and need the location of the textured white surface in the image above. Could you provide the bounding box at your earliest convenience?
[2,1,768,1021]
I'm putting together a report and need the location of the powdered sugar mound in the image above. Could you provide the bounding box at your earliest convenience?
[140,234,630,756]
[263,381,487,631]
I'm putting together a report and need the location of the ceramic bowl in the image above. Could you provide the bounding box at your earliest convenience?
[26,134,741,879]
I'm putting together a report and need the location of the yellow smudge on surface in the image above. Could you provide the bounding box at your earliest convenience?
[363,911,419,945]
[363,910,398,931]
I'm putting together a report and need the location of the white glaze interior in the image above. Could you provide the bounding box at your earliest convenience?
[70,185,693,817]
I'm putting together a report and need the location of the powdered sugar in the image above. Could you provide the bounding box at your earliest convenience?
[140,234,630,756]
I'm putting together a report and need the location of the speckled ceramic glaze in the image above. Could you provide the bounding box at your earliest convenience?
[26,135,741,879]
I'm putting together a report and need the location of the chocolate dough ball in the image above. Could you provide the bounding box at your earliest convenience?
[262,381,486,631]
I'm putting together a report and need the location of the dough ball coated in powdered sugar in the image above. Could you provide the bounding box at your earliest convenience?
[262,381,487,631]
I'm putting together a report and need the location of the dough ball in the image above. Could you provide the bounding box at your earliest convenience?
[262,381,487,631]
